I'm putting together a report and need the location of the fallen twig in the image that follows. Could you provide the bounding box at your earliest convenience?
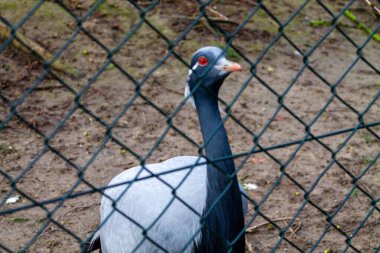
[245,236,263,253]
[160,15,239,26]
[246,238,255,253]
[304,108,350,113]
[246,217,301,233]
[364,0,380,17]
[201,18,220,37]
[206,6,229,20]
[161,14,238,39]
[35,85,66,91]
[283,219,302,238]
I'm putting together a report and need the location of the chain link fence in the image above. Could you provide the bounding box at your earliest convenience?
[0,0,379,252]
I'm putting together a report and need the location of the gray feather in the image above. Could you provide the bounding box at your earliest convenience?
[100,156,207,253]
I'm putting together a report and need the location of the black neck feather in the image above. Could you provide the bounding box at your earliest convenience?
[193,88,245,253]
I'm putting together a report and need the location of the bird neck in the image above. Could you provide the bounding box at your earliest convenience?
[194,92,245,252]
[195,95,234,172]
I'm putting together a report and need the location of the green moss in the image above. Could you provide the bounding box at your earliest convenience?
[369,33,380,43]
[344,10,356,22]
[341,9,380,43]
[226,47,239,60]
[5,217,30,223]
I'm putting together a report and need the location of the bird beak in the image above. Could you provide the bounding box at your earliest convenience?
[217,59,242,72]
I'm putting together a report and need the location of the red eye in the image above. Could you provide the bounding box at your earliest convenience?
[198,56,208,66]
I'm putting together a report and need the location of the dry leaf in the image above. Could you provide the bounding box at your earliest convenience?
[6,195,21,204]
[273,115,286,121]
[250,157,266,164]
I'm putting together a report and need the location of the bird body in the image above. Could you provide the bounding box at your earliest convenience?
[86,47,246,253]
[100,156,208,253]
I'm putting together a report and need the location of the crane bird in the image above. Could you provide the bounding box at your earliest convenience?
[85,46,247,253]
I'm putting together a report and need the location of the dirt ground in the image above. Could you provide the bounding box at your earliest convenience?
[0,0,379,252]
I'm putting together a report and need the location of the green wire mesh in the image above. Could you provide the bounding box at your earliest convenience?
[0,0,379,252]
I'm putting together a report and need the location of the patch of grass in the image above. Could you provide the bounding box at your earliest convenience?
[351,188,358,198]
[128,66,137,76]
[106,63,115,71]
[0,1,18,10]
[360,155,370,165]
[361,133,377,143]
[5,217,30,223]
[309,19,331,27]
[210,41,239,60]
[225,46,239,60]
[43,8,56,19]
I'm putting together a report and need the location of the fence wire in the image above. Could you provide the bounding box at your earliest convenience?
[0,0,379,252]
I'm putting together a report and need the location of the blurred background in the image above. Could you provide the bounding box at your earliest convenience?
[0,0,379,252]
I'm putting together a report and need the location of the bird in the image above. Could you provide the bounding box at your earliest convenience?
[84,46,247,253]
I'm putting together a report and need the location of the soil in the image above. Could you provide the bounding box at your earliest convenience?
[0,0,379,252]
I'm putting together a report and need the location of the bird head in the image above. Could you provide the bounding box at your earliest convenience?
[185,46,242,108]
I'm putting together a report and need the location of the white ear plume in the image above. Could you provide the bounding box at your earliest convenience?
[185,81,196,108]
[184,63,199,109]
